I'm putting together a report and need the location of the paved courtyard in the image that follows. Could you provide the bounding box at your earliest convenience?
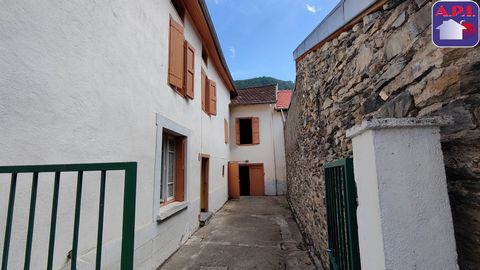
[159,196,315,270]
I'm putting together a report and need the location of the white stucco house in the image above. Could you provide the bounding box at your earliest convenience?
[0,0,236,269]
[228,84,292,197]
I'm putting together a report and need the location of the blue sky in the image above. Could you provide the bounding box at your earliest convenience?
[205,0,341,82]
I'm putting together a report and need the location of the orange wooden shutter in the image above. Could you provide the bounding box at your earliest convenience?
[175,137,186,201]
[201,69,207,111]
[228,162,240,199]
[249,165,265,196]
[208,80,217,115]
[168,18,185,90]
[235,119,240,145]
[224,119,228,144]
[184,41,195,99]
[252,117,260,144]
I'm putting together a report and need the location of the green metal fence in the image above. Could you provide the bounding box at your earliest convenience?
[324,158,360,270]
[0,162,137,270]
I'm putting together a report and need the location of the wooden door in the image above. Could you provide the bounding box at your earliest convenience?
[201,157,209,212]
[228,162,240,199]
[249,164,265,196]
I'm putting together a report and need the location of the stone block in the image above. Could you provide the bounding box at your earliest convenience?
[376,91,414,118]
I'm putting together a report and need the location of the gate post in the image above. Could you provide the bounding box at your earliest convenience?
[346,118,458,270]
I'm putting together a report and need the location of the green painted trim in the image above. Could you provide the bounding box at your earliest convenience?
[24,173,39,270]
[1,173,17,270]
[0,162,137,174]
[95,170,107,270]
[324,159,348,169]
[47,172,61,270]
[344,158,361,269]
[0,162,137,270]
[324,158,361,270]
[120,163,137,270]
[71,172,83,270]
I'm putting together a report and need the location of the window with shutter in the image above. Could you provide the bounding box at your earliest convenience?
[224,119,229,144]
[184,41,195,99]
[168,17,185,91]
[252,117,260,145]
[160,133,186,204]
[201,69,207,113]
[236,117,260,146]
[208,80,217,115]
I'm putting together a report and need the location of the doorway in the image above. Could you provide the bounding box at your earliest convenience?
[233,164,265,196]
[239,165,250,195]
[200,157,209,212]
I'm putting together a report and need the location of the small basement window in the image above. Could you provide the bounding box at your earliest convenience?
[239,119,253,145]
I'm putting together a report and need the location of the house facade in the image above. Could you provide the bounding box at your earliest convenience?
[0,0,235,269]
[229,84,290,197]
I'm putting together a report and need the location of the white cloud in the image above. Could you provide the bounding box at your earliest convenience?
[229,46,236,58]
[306,4,320,13]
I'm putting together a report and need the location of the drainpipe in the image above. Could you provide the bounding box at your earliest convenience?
[270,105,278,196]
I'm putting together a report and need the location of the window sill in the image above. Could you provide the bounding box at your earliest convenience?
[157,201,188,222]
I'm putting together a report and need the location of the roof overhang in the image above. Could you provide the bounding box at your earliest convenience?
[230,101,276,107]
[293,0,387,62]
[184,0,237,94]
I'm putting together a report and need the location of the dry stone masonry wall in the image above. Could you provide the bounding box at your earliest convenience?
[285,0,480,269]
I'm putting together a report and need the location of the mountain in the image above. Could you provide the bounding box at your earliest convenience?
[234,77,294,90]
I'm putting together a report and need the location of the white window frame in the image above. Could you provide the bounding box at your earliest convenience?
[153,114,190,220]
[161,134,176,203]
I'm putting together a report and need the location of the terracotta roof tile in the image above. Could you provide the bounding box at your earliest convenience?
[276,90,293,110]
[231,84,277,106]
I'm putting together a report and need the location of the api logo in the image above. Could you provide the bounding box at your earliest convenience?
[432,0,479,47]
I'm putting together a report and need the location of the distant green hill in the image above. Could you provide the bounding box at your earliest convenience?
[234,77,294,90]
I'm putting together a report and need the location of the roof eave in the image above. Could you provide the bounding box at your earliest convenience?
[198,0,237,95]
[184,0,237,95]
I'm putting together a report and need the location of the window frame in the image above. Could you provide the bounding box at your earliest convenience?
[161,134,177,203]
[236,117,260,146]
[154,114,191,218]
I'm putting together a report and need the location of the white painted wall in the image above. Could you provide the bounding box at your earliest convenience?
[229,104,287,195]
[0,1,230,269]
[347,119,459,270]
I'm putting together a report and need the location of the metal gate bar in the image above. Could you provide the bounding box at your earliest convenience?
[324,158,360,270]
[0,162,137,270]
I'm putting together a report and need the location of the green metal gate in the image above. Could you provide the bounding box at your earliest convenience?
[1,162,137,270]
[324,158,360,270]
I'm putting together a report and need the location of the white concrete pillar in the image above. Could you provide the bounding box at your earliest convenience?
[346,118,458,270]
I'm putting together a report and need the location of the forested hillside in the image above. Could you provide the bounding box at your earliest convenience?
[234,77,294,90]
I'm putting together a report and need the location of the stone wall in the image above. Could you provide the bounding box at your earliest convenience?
[285,0,480,269]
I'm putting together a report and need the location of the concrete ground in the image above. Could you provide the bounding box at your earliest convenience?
[159,196,315,270]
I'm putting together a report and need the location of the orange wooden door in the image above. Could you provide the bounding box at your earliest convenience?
[201,157,209,212]
[249,165,265,196]
[228,162,240,199]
